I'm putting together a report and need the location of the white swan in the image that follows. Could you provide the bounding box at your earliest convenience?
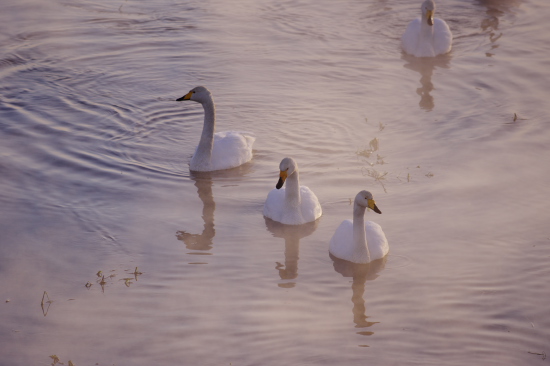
[329,191,389,264]
[177,86,255,172]
[263,157,322,225]
[401,0,452,57]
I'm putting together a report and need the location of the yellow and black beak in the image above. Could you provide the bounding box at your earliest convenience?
[368,199,382,214]
[176,90,194,101]
[426,10,434,26]
[276,170,288,189]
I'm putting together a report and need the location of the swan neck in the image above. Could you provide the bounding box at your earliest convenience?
[284,170,301,207]
[353,204,371,262]
[421,15,434,36]
[196,99,216,158]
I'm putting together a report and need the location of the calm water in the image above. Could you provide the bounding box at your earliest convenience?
[1,0,549,364]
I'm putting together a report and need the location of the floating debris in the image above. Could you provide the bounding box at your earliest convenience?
[85,282,92,289]
[96,271,103,278]
[131,267,143,281]
[49,354,60,365]
[99,276,107,293]
[356,138,380,159]
[527,351,546,360]
[41,291,53,316]
[362,167,388,193]
[121,278,133,287]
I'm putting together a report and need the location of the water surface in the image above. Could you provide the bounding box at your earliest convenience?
[1,0,550,365]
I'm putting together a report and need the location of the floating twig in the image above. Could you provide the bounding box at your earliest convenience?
[527,351,546,360]
[362,167,388,193]
[41,291,53,316]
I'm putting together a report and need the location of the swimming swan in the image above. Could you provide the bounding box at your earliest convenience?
[177,86,255,172]
[263,157,322,225]
[401,0,452,57]
[329,191,389,264]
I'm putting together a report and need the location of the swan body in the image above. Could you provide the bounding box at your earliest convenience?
[177,86,255,172]
[263,157,322,225]
[329,191,389,264]
[402,0,452,57]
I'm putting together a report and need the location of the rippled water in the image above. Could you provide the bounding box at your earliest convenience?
[1,0,549,364]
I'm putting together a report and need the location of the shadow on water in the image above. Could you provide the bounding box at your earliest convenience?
[264,218,318,288]
[176,162,254,254]
[402,53,452,111]
[330,253,387,346]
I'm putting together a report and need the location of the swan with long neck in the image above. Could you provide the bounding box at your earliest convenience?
[263,157,322,225]
[329,190,389,264]
[177,86,255,172]
[401,0,452,57]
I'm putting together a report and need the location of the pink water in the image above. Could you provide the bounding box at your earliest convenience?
[1,0,549,364]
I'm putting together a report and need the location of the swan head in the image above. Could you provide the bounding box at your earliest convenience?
[421,0,435,26]
[355,190,382,214]
[176,86,212,104]
[276,157,297,189]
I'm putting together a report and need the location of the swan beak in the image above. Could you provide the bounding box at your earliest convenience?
[276,170,288,189]
[176,91,193,101]
[426,10,434,26]
[368,199,382,214]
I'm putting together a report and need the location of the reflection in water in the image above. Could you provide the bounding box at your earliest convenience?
[176,171,216,252]
[478,0,522,56]
[402,53,451,111]
[330,253,387,346]
[265,218,318,288]
[176,163,254,254]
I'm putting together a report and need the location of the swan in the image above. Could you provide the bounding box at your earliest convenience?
[329,190,389,264]
[401,0,452,57]
[263,157,322,225]
[177,86,255,172]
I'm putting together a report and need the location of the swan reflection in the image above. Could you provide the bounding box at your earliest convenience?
[176,163,254,255]
[330,253,387,345]
[478,0,522,56]
[176,171,216,252]
[265,218,318,288]
[402,53,451,111]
